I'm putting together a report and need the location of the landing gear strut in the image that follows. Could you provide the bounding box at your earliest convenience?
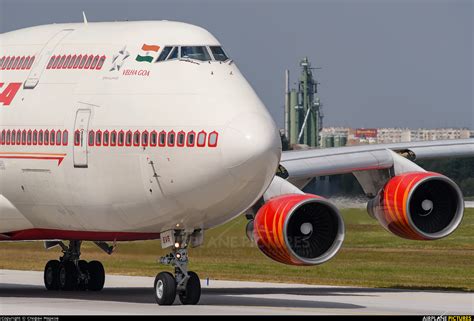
[154,231,201,305]
[43,240,106,291]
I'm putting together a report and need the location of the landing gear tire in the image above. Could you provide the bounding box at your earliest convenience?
[44,260,60,290]
[59,261,77,291]
[87,260,105,291]
[77,260,89,291]
[154,272,176,305]
[178,271,201,305]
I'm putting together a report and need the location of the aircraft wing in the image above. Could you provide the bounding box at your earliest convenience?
[280,139,474,180]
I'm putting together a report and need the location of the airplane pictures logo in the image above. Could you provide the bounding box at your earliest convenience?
[136,44,160,63]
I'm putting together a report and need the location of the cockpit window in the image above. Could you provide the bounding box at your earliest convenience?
[180,46,211,61]
[167,47,178,60]
[209,46,229,61]
[156,46,173,62]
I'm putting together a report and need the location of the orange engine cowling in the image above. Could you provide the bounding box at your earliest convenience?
[252,194,345,266]
[368,171,464,240]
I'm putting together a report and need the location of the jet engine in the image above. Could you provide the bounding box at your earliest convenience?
[250,194,345,266]
[367,171,464,240]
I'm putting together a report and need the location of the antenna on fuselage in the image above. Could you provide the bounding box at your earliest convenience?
[82,11,88,24]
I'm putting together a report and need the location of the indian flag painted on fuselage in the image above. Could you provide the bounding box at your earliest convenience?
[136,44,160,63]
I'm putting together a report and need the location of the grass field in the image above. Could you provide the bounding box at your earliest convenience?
[1,208,473,291]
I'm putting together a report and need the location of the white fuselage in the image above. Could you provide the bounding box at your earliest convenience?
[0,21,281,239]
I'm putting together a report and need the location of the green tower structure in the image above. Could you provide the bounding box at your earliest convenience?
[284,57,323,148]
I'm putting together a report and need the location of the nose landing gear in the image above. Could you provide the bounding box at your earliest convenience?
[154,232,202,305]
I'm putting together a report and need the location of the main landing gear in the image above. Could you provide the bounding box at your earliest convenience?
[43,240,110,291]
[154,231,202,305]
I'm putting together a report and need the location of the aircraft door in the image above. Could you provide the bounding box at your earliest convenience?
[24,29,74,89]
[73,109,91,168]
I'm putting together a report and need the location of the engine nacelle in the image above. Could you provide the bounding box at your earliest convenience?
[368,172,464,240]
[252,194,345,266]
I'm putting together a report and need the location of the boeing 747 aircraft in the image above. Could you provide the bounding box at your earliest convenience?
[0,20,473,305]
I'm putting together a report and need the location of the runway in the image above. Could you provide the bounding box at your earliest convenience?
[0,269,472,315]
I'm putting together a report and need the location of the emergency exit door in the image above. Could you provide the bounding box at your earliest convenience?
[73,109,91,168]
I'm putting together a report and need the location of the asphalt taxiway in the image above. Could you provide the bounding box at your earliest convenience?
[0,269,472,315]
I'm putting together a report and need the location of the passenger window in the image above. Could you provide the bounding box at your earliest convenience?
[88,130,94,146]
[11,130,16,145]
[74,55,82,68]
[90,55,99,69]
[167,47,178,60]
[159,131,166,146]
[110,131,117,146]
[68,55,76,69]
[74,130,81,146]
[39,130,44,145]
[56,130,62,145]
[63,55,71,69]
[156,47,172,62]
[177,131,185,147]
[1,130,5,145]
[26,56,35,69]
[118,131,125,146]
[168,131,175,146]
[126,131,132,146]
[50,130,56,145]
[33,130,38,145]
[150,131,157,146]
[62,130,68,145]
[181,46,211,61]
[27,130,32,145]
[47,56,56,69]
[142,131,149,147]
[79,55,87,69]
[22,130,26,145]
[187,131,195,147]
[44,130,49,145]
[133,131,140,146]
[97,56,106,70]
[6,130,10,144]
[103,131,109,146]
[22,56,30,69]
[197,131,207,147]
[209,46,229,61]
[95,131,102,146]
[12,57,20,69]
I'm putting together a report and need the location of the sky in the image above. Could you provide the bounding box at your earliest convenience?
[0,0,472,129]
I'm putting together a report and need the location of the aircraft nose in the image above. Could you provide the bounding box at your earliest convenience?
[222,112,282,182]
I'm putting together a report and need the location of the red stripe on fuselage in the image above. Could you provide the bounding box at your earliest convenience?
[2,228,160,241]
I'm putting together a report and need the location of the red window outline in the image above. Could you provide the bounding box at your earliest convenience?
[21,56,30,69]
[33,130,38,145]
[167,130,176,147]
[62,130,68,146]
[21,130,27,145]
[0,57,5,69]
[6,130,11,145]
[0,129,5,145]
[38,130,44,145]
[56,130,62,145]
[6,57,15,70]
[95,130,102,146]
[133,130,140,147]
[141,130,149,147]
[177,131,185,147]
[73,55,82,69]
[110,130,117,147]
[158,131,166,147]
[79,55,87,69]
[84,55,93,69]
[47,56,55,69]
[74,130,81,146]
[197,131,207,147]
[96,55,106,70]
[90,55,100,69]
[26,56,35,69]
[68,55,76,69]
[51,55,60,69]
[208,131,219,147]
[186,131,196,147]
[27,130,32,145]
[150,130,158,147]
[103,130,110,146]
[17,56,25,70]
[118,130,125,146]
[11,56,21,70]
[63,55,72,69]
[50,130,56,146]
[88,130,95,146]
[125,130,132,147]
[1,57,10,70]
